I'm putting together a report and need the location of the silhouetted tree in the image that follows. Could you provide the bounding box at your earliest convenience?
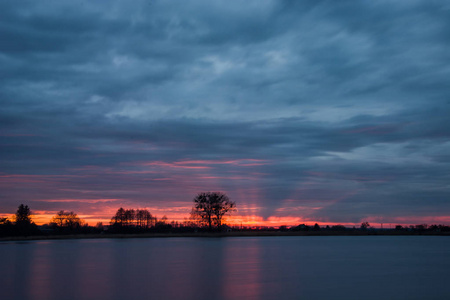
[191,192,236,230]
[111,207,126,226]
[0,217,14,237]
[438,225,450,232]
[110,207,156,231]
[15,204,32,225]
[313,223,320,231]
[415,224,427,231]
[13,204,39,235]
[52,210,66,227]
[154,215,172,231]
[124,209,135,226]
[361,222,370,229]
[292,224,310,231]
[160,215,168,224]
[50,210,84,230]
[331,225,346,231]
[136,209,154,228]
[136,209,145,227]
[428,224,437,231]
[144,210,155,228]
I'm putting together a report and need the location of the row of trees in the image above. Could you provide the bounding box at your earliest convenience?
[110,208,156,228]
[3,198,450,237]
[1,192,236,236]
[0,205,88,236]
[108,192,237,231]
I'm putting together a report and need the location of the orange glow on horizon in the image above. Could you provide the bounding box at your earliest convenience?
[2,211,449,228]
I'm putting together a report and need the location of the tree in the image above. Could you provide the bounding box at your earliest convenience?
[13,204,39,235]
[136,209,145,227]
[50,210,84,230]
[136,209,154,228]
[110,207,126,226]
[360,222,370,229]
[52,210,66,227]
[124,209,136,226]
[160,215,168,224]
[395,225,403,230]
[191,192,236,230]
[0,217,14,237]
[144,210,155,228]
[65,211,83,229]
[331,225,346,231]
[15,204,32,225]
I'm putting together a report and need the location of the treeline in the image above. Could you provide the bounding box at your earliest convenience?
[0,204,199,237]
[0,205,101,237]
[1,192,239,237]
[1,192,237,237]
[0,204,40,237]
[109,207,178,233]
[393,224,450,232]
[2,203,450,238]
[282,222,450,233]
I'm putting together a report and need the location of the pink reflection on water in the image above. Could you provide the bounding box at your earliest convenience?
[222,238,262,300]
[29,242,52,300]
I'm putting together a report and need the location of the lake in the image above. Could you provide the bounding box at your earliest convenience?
[1,236,449,300]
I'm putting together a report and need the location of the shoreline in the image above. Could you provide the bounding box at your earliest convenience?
[1,230,449,242]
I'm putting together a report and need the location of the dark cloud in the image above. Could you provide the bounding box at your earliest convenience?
[1,0,449,224]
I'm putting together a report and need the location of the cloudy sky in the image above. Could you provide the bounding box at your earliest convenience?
[1,0,449,226]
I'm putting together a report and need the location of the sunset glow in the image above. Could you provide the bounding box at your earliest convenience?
[1,0,449,229]
[2,3,450,300]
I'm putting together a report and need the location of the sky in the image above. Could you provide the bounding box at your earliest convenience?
[1,0,450,226]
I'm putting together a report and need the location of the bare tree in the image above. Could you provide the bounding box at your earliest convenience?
[136,209,154,228]
[52,210,66,227]
[111,207,126,226]
[144,210,155,228]
[191,192,236,230]
[361,222,370,229]
[124,209,135,226]
[50,210,84,230]
[136,209,144,227]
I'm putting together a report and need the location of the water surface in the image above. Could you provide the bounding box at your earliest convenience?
[1,236,449,300]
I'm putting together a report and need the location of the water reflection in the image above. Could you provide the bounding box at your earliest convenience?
[223,238,262,300]
[29,242,51,300]
[1,236,450,300]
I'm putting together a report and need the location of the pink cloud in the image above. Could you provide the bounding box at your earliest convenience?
[132,158,270,170]
[174,159,269,166]
[35,199,120,203]
[142,161,212,169]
